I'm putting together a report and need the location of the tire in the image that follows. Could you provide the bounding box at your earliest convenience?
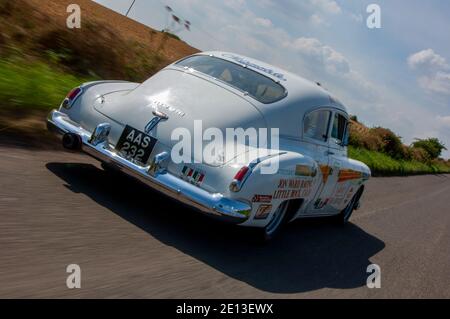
[334,187,364,225]
[256,201,290,242]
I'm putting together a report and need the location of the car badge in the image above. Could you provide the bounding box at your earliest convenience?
[145,110,169,133]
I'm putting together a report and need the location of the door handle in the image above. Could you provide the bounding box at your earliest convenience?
[327,151,335,155]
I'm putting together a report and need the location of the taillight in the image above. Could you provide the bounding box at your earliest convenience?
[61,87,82,109]
[229,166,250,192]
[67,87,81,100]
[228,153,283,193]
[234,166,249,182]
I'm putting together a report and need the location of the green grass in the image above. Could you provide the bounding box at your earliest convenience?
[0,57,92,110]
[349,146,450,176]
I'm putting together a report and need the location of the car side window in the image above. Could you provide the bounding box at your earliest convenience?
[331,113,348,145]
[303,110,331,142]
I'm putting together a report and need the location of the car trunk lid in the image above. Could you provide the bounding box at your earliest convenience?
[94,69,266,165]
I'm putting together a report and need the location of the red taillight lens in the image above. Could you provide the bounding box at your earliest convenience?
[234,166,249,182]
[67,87,81,100]
[230,166,251,192]
[62,87,82,109]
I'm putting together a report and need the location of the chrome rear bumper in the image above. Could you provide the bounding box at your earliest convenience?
[47,110,251,223]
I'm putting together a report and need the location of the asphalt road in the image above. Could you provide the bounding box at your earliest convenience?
[0,144,449,298]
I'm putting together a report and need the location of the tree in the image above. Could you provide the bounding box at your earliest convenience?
[412,138,447,160]
[349,115,358,122]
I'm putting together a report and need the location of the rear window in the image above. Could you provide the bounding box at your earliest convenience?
[176,55,287,104]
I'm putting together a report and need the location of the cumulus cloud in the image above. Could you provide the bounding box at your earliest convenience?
[408,49,450,71]
[418,73,450,95]
[223,0,245,10]
[437,115,450,128]
[253,17,273,28]
[310,0,342,15]
[408,49,450,95]
[310,14,327,26]
[286,37,350,75]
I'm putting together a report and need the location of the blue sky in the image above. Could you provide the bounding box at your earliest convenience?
[94,0,450,157]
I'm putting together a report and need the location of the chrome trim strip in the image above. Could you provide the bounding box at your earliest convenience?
[47,110,251,223]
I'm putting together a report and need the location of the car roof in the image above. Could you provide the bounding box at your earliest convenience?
[172,51,348,138]
[196,51,347,111]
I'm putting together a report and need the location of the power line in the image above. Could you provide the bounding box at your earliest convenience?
[125,0,137,17]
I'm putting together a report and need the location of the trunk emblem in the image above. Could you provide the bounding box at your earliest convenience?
[145,110,169,133]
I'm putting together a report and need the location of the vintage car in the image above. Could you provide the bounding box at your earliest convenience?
[47,51,371,240]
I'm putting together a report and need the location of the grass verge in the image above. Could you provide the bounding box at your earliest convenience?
[0,57,92,110]
[349,146,450,176]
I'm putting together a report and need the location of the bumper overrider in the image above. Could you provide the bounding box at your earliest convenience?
[47,110,251,223]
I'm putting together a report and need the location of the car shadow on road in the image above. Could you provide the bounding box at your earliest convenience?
[47,162,385,294]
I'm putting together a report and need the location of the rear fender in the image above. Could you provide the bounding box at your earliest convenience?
[229,150,321,227]
[58,81,140,133]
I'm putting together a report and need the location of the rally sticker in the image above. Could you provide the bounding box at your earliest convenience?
[273,178,313,199]
[181,166,205,186]
[252,194,273,203]
[255,204,272,220]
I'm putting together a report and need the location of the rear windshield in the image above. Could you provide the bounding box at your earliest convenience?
[176,55,287,104]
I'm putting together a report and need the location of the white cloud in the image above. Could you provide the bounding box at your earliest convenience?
[223,0,245,10]
[310,14,327,26]
[253,17,273,28]
[310,0,342,15]
[437,115,450,128]
[418,72,450,95]
[286,37,350,75]
[408,49,450,95]
[408,49,450,70]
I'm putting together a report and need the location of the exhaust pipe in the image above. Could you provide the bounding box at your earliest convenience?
[62,133,82,150]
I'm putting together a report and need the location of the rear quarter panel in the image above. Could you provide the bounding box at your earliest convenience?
[231,151,322,227]
[59,81,140,137]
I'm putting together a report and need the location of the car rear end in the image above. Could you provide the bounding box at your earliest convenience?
[47,67,269,224]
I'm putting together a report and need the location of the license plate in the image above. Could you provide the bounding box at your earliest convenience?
[115,125,157,164]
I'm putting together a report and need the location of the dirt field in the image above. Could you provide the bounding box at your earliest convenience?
[24,0,199,60]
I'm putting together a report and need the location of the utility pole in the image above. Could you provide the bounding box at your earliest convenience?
[125,0,136,17]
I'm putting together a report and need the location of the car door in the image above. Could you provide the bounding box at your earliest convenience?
[326,110,352,212]
[302,108,337,214]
